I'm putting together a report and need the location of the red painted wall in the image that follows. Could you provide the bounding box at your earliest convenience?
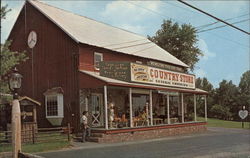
[8,2,80,128]
[78,44,184,73]
[78,44,164,72]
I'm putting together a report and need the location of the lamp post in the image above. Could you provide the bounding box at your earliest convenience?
[8,67,22,158]
[242,106,245,128]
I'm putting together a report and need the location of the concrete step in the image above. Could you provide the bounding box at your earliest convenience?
[91,133,104,138]
[73,135,99,143]
[88,137,99,142]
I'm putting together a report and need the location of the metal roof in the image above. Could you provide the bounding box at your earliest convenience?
[80,70,208,95]
[19,96,41,106]
[28,0,189,68]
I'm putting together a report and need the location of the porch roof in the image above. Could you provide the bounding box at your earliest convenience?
[79,70,208,95]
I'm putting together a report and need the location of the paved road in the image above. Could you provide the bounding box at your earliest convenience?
[39,127,250,158]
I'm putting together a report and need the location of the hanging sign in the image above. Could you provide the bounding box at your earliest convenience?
[238,110,248,119]
[100,62,195,89]
[130,63,195,89]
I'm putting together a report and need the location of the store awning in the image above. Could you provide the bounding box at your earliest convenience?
[79,70,208,95]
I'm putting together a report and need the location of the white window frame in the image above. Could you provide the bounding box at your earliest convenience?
[45,93,64,118]
[94,52,103,70]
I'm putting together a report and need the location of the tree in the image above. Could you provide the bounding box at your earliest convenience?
[196,77,213,92]
[148,20,203,71]
[238,70,250,112]
[213,80,239,120]
[195,77,214,117]
[0,5,11,19]
[0,5,28,103]
[210,104,232,120]
[239,70,250,95]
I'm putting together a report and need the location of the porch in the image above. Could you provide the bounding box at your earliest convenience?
[79,70,208,142]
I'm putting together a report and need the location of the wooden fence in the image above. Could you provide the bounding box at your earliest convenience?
[0,123,71,145]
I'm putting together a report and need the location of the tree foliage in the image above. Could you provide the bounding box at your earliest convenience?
[0,5,11,19]
[238,70,250,111]
[239,70,250,95]
[195,77,214,116]
[213,80,239,120]
[148,20,203,71]
[210,104,232,120]
[196,74,250,121]
[0,5,28,102]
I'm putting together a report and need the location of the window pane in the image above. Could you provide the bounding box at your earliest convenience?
[94,53,103,69]
[47,96,58,116]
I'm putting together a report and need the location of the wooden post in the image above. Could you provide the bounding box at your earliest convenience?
[204,95,207,122]
[33,106,37,123]
[149,90,153,126]
[194,94,197,122]
[11,99,21,158]
[167,93,170,124]
[181,93,184,123]
[67,123,71,141]
[32,124,35,144]
[129,88,133,127]
[104,86,108,129]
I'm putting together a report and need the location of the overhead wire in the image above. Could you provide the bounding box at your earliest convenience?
[163,1,199,15]
[198,18,250,33]
[101,39,147,48]
[205,31,250,48]
[196,13,249,30]
[126,1,250,48]
[91,1,250,50]
[177,0,250,35]
[131,45,157,55]
[163,1,249,32]
[125,1,186,25]
[112,41,152,50]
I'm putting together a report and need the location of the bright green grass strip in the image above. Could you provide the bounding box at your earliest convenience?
[198,117,250,129]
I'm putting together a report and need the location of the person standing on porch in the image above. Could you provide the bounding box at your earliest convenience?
[81,111,90,142]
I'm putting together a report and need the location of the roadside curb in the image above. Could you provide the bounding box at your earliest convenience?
[36,131,213,154]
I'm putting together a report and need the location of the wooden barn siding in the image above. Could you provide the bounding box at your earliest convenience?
[79,44,149,72]
[79,72,106,89]
[78,44,184,72]
[8,2,80,129]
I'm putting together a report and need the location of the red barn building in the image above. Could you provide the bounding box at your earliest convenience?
[8,0,208,142]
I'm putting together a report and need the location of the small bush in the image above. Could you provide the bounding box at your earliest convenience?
[210,104,232,120]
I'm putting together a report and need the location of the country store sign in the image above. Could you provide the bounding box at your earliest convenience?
[100,62,195,89]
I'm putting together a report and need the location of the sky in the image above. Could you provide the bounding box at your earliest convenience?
[1,0,250,88]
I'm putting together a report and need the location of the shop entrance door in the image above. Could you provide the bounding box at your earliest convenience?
[91,94,103,127]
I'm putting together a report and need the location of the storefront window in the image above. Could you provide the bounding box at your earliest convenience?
[169,95,180,123]
[85,87,196,130]
[132,94,149,127]
[153,93,168,125]
[108,88,130,128]
[106,88,151,128]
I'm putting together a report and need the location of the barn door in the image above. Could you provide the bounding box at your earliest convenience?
[91,94,103,127]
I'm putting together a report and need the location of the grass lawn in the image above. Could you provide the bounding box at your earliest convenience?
[198,117,250,129]
[0,133,71,153]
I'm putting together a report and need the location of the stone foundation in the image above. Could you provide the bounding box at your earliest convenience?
[92,122,207,143]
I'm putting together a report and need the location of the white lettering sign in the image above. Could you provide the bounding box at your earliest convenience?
[131,63,195,89]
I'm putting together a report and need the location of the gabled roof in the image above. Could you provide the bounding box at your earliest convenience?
[19,96,41,106]
[27,0,188,68]
[43,87,64,95]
